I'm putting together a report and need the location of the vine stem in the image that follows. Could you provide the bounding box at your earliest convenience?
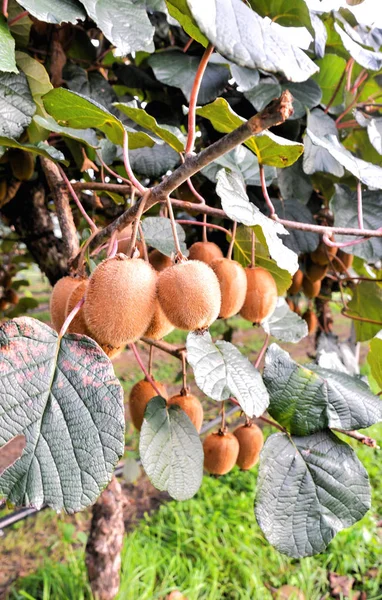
[107,234,118,259]
[250,230,256,267]
[325,62,348,114]
[227,221,237,260]
[202,213,207,243]
[322,231,372,249]
[123,131,148,195]
[97,151,132,185]
[220,401,226,431]
[185,43,214,154]
[58,165,98,233]
[138,222,149,261]
[148,345,154,376]
[59,297,84,338]
[259,164,276,217]
[129,190,150,257]
[129,343,163,396]
[166,196,183,258]
[175,220,231,237]
[180,351,188,392]
[141,337,185,358]
[357,181,364,230]
[254,333,270,369]
[333,428,379,448]
[258,415,286,433]
[2,0,8,17]
[186,176,205,204]
[8,9,28,24]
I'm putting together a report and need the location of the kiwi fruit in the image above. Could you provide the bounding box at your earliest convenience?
[286,297,294,310]
[50,276,84,333]
[84,255,157,346]
[3,289,18,305]
[9,150,34,181]
[210,258,247,318]
[302,309,318,335]
[167,391,204,432]
[116,226,144,257]
[233,423,264,470]
[203,431,240,475]
[0,180,7,203]
[302,276,321,299]
[129,378,168,430]
[0,298,7,311]
[306,262,328,282]
[336,249,353,273]
[240,266,278,324]
[66,279,90,335]
[188,241,223,264]
[157,260,221,331]
[293,302,302,316]
[144,299,174,340]
[101,343,123,359]
[310,241,337,266]
[288,269,303,295]
[149,249,173,272]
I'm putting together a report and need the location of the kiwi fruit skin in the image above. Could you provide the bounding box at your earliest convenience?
[240,266,278,324]
[306,262,328,282]
[66,280,90,335]
[288,269,303,295]
[9,150,34,181]
[84,256,157,346]
[157,260,221,331]
[188,241,223,265]
[50,276,84,333]
[129,379,168,430]
[149,249,173,272]
[303,309,318,335]
[144,299,174,340]
[203,432,239,475]
[233,423,264,470]
[167,392,204,432]
[302,277,321,299]
[0,180,7,203]
[310,241,337,266]
[336,249,353,272]
[211,258,247,319]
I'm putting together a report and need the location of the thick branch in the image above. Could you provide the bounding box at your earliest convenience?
[333,428,379,448]
[141,337,185,358]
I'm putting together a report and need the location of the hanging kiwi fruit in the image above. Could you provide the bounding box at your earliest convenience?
[288,269,303,295]
[211,257,247,318]
[167,390,204,432]
[240,266,278,324]
[302,309,318,335]
[336,249,353,273]
[149,249,173,272]
[203,430,240,475]
[310,240,337,266]
[0,180,7,204]
[8,149,35,181]
[129,378,168,431]
[65,279,89,335]
[50,276,85,332]
[302,276,321,299]
[306,261,328,282]
[188,241,223,264]
[233,423,264,470]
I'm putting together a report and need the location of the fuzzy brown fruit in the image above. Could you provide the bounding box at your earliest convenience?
[84,256,157,346]
[9,150,34,181]
[310,241,337,266]
[144,300,174,340]
[302,309,318,335]
[240,266,278,324]
[167,392,204,432]
[157,260,221,331]
[3,288,19,305]
[0,180,7,203]
[188,241,223,264]
[233,423,264,470]
[288,269,303,295]
[101,344,123,359]
[210,258,247,318]
[203,431,240,475]
[336,249,353,273]
[66,279,90,335]
[306,262,328,282]
[129,379,168,430]
[149,249,173,272]
[302,277,321,299]
[50,276,84,333]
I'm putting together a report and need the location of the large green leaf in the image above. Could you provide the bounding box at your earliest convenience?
[330,185,382,261]
[0,136,67,163]
[43,88,155,148]
[139,396,203,501]
[264,343,382,434]
[368,334,382,390]
[186,331,269,417]
[255,430,370,558]
[334,22,382,71]
[202,146,276,187]
[0,318,125,512]
[17,0,86,23]
[355,110,382,156]
[0,15,17,73]
[245,79,322,120]
[115,103,185,152]
[141,217,187,256]
[186,0,318,82]
[129,144,180,178]
[196,98,303,168]
[312,54,347,107]
[8,0,32,48]
[347,282,382,342]
[262,298,308,343]
[216,170,298,275]
[271,199,319,255]
[64,65,118,114]
[276,159,313,205]
[81,0,154,55]
[303,109,344,177]
[33,115,99,149]
[0,71,35,139]
[166,0,208,46]
[251,0,312,33]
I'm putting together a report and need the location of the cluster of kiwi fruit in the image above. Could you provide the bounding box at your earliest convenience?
[203,422,264,474]
[286,238,353,336]
[0,266,19,312]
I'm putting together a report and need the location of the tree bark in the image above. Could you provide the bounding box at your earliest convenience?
[85,477,125,600]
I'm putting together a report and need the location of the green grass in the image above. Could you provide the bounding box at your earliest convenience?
[9,424,382,600]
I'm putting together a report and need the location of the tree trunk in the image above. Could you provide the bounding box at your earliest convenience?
[85,477,125,600]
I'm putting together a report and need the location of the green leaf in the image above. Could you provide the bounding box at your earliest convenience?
[347,282,382,342]
[148,51,229,104]
[115,103,185,151]
[276,159,313,205]
[262,298,308,343]
[0,71,35,139]
[165,0,208,46]
[196,98,303,167]
[245,79,322,120]
[233,225,292,295]
[202,146,276,187]
[8,0,32,48]
[0,136,67,163]
[0,317,125,511]
[264,343,382,434]
[81,0,154,55]
[368,334,382,390]
[251,0,313,33]
[129,144,180,178]
[139,396,203,501]
[186,0,318,82]
[0,15,17,73]
[64,65,118,114]
[141,217,187,256]
[17,0,86,23]
[330,185,382,261]
[312,54,347,107]
[216,169,299,275]
[186,331,269,417]
[355,110,382,156]
[43,88,155,148]
[33,115,99,149]
[270,199,319,255]
[334,22,382,71]
[303,109,345,177]
[255,430,370,558]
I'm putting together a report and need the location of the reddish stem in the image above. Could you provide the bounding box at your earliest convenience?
[324,63,347,114]
[59,297,84,338]
[175,219,231,236]
[357,181,364,230]
[346,58,355,92]
[260,164,276,217]
[8,9,28,25]
[185,43,214,154]
[255,333,270,369]
[186,176,205,204]
[97,151,132,185]
[130,343,163,396]
[58,165,98,233]
[323,231,370,249]
[183,38,193,53]
[2,0,8,17]
[123,131,148,195]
